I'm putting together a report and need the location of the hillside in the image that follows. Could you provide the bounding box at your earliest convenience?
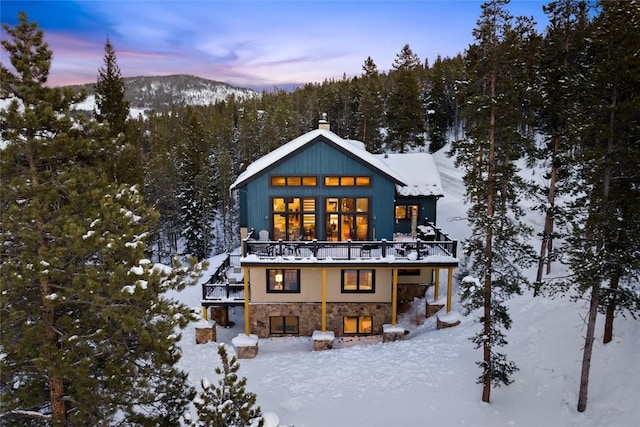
[172,143,639,427]
[69,74,257,111]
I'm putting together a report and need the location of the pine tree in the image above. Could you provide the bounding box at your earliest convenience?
[452,0,536,403]
[94,36,143,187]
[356,56,385,153]
[185,345,264,427]
[559,0,640,412]
[0,13,200,425]
[177,107,216,260]
[532,0,590,295]
[386,44,425,152]
[94,36,129,136]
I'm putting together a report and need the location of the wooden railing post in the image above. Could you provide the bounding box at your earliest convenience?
[381,239,387,257]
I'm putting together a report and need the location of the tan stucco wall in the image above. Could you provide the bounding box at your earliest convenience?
[248,267,394,303]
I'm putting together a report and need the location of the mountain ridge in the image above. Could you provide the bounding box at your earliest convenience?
[68,74,257,110]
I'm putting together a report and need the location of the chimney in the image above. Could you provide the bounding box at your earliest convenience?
[318,113,330,130]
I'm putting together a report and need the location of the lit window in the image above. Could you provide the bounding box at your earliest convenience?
[343,316,373,334]
[267,269,300,292]
[325,176,340,186]
[324,176,371,186]
[270,176,317,186]
[355,176,371,186]
[342,270,375,292]
[271,176,286,186]
[395,204,419,220]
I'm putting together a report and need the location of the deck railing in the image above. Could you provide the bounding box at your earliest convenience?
[242,221,457,261]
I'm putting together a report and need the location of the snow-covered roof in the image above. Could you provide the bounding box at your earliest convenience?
[230,129,405,190]
[374,152,444,197]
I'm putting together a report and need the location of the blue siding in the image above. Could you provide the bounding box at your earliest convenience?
[239,137,397,240]
[393,196,439,234]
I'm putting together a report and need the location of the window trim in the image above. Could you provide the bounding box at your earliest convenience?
[324,176,371,187]
[270,176,317,187]
[266,269,301,293]
[341,269,375,293]
[343,315,373,335]
[269,316,300,335]
[395,204,420,220]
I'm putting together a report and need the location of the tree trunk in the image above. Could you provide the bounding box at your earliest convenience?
[29,139,67,425]
[577,283,600,412]
[535,133,560,296]
[603,268,620,344]
[482,69,497,404]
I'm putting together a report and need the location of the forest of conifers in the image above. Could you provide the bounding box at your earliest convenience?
[1,0,638,424]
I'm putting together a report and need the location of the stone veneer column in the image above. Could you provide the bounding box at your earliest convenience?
[232,334,259,359]
[382,324,406,343]
[194,320,217,344]
[312,330,335,350]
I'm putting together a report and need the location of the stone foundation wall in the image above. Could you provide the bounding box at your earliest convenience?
[250,302,392,338]
[398,284,429,303]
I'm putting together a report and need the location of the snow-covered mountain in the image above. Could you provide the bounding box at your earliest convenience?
[69,74,257,113]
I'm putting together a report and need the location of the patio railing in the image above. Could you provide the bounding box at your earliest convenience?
[242,228,457,261]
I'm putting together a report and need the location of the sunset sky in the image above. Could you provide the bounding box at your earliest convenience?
[1,1,548,90]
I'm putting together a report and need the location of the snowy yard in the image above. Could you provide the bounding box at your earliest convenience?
[171,146,639,427]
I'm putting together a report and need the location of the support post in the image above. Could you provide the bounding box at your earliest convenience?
[321,268,327,332]
[244,267,250,336]
[434,268,440,301]
[446,267,453,313]
[202,306,208,320]
[392,268,398,326]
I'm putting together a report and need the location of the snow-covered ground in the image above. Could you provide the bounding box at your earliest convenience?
[172,145,639,427]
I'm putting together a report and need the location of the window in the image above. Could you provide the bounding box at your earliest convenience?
[325,197,369,241]
[270,316,299,334]
[343,316,373,334]
[342,269,375,292]
[395,204,420,220]
[271,176,317,187]
[398,269,421,276]
[272,197,316,240]
[267,269,300,292]
[324,176,371,186]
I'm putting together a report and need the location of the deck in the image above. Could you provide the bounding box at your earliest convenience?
[202,223,458,307]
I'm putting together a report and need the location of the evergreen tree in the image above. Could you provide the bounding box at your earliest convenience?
[452,0,536,403]
[177,107,216,260]
[532,0,589,295]
[356,56,385,153]
[94,36,129,136]
[94,36,143,187]
[424,55,450,152]
[386,44,425,152]
[0,13,200,425]
[184,345,264,427]
[558,0,640,412]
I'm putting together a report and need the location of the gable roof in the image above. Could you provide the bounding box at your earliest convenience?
[230,129,406,190]
[375,152,444,197]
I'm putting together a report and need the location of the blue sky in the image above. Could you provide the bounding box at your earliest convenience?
[1,1,548,90]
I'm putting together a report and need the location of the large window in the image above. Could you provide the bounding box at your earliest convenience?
[343,316,373,334]
[325,197,369,241]
[267,269,300,292]
[395,204,420,220]
[342,269,375,292]
[324,176,371,186]
[270,316,299,334]
[271,176,317,187]
[272,197,316,240]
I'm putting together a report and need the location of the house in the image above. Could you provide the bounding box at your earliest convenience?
[201,119,458,350]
